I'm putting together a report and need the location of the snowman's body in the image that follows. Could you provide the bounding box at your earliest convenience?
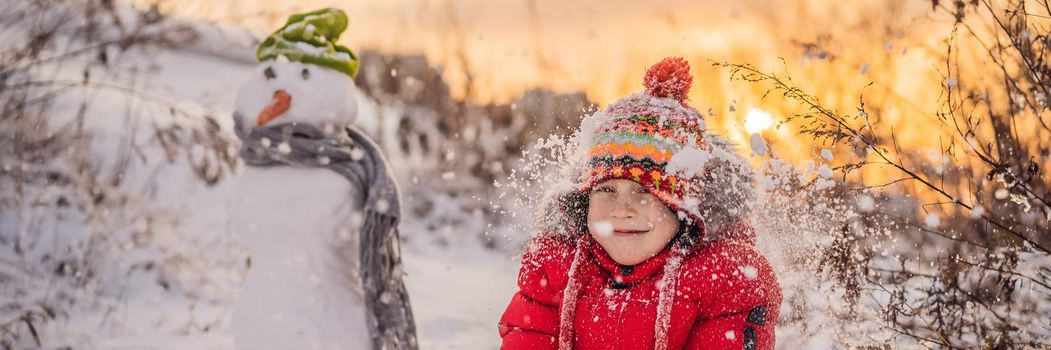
[230,169,369,349]
[230,60,372,350]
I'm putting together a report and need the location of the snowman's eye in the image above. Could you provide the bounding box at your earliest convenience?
[263,66,276,80]
[301,68,310,80]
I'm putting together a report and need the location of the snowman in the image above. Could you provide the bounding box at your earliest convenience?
[228,8,415,350]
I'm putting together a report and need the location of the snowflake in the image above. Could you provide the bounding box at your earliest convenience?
[925,214,940,228]
[739,265,758,280]
[276,142,292,154]
[856,194,875,213]
[749,133,767,156]
[820,149,834,161]
[350,148,366,161]
[593,221,614,236]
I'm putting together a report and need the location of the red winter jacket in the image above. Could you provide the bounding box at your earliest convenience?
[498,221,781,350]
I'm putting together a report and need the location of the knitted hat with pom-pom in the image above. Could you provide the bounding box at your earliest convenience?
[576,57,710,227]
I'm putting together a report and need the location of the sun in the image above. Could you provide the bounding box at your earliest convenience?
[744,108,775,134]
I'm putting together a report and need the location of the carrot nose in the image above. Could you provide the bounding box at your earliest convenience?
[256,90,292,126]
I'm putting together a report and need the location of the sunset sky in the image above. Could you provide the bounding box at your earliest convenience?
[135,0,1044,201]
[141,0,935,102]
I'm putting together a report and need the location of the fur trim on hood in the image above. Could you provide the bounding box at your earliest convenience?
[696,132,757,239]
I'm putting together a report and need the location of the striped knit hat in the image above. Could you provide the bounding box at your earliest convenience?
[576,57,710,227]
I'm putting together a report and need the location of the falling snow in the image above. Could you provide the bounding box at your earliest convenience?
[820,149,834,161]
[925,214,941,228]
[749,133,767,156]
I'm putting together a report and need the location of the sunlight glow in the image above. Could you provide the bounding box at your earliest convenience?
[744,108,775,134]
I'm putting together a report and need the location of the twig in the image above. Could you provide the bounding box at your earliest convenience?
[717,62,1050,253]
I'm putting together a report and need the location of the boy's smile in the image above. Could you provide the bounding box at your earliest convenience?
[612,228,650,236]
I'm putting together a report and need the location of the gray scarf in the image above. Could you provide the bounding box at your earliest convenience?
[234,116,418,350]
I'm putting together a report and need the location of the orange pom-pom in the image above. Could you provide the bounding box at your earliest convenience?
[644,57,693,104]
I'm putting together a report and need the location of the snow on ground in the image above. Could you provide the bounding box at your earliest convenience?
[401,246,518,350]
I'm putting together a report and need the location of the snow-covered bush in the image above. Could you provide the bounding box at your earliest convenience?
[720,0,1050,347]
[0,1,237,347]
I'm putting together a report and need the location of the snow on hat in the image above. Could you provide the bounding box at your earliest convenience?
[257,8,360,79]
[576,57,711,227]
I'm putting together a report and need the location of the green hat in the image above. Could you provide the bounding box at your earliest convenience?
[256,8,360,79]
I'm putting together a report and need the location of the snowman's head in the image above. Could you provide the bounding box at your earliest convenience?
[235,60,359,128]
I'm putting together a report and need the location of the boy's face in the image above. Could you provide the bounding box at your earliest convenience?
[587,179,680,266]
